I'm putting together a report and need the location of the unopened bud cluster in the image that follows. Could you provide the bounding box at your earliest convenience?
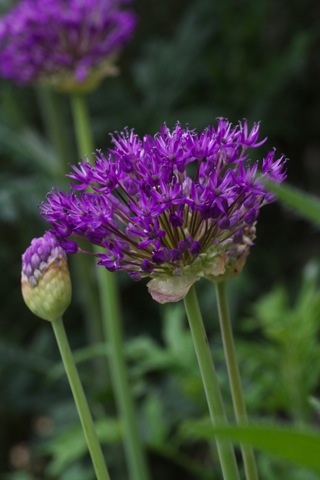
[21,231,71,321]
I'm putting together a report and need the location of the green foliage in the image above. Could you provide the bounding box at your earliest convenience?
[180,421,320,478]
[266,181,320,227]
[238,263,320,421]
[309,397,320,416]
[126,269,320,478]
[127,304,195,376]
[126,303,203,415]
[174,265,320,478]
[4,474,36,480]
[49,343,108,381]
[0,124,60,177]
[41,418,122,477]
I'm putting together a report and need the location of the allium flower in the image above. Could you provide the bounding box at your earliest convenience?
[21,231,72,321]
[40,119,287,303]
[0,0,136,90]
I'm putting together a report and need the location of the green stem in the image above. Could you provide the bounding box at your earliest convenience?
[73,253,104,363]
[215,281,259,480]
[96,266,150,480]
[183,286,240,480]
[70,92,94,158]
[51,317,110,480]
[36,85,73,173]
[70,93,151,480]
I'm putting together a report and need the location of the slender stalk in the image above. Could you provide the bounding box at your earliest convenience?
[215,281,259,480]
[74,253,104,359]
[51,317,111,480]
[183,286,240,480]
[70,92,151,480]
[36,85,73,171]
[96,265,150,480]
[70,92,95,160]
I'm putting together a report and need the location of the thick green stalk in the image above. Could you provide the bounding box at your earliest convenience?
[70,92,95,160]
[215,281,259,480]
[183,286,240,480]
[70,93,150,480]
[52,317,110,480]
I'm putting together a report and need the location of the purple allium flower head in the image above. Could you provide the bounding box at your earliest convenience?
[21,231,72,321]
[40,119,287,303]
[0,0,137,90]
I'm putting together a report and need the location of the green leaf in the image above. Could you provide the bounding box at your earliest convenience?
[50,342,108,380]
[43,418,122,475]
[0,122,63,178]
[143,391,168,444]
[265,181,320,227]
[125,336,174,376]
[181,421,320,474]
[163,303,193,362]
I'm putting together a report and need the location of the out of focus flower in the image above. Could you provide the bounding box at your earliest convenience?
[21,231,71,321]
[0,0,137,91]
[41,119,287,302]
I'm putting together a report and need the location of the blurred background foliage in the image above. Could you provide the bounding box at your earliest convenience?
[1,0,320,478]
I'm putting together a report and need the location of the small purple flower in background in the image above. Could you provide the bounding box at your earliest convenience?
[0,0,136,90]
[40,119,287,303]
[21,231,71,321]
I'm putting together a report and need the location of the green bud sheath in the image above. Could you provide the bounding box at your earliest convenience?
[21,231,71,322]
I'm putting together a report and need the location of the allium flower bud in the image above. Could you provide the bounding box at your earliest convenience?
[21,231,71,321]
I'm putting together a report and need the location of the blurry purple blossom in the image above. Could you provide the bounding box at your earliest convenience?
[40,119,287,302]
[0,0,137,89]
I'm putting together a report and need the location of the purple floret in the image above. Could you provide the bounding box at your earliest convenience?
[40,119,287,280]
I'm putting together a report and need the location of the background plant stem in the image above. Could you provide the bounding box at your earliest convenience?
[183,285,240,480]
[36,86,72,172]
[215,281,259,480]
[70,92,151,480]
[51,317,110,480]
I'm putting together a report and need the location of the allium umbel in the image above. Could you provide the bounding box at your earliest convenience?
[41,119,287,303]
[21,231,71,321]
[0,0,136,90]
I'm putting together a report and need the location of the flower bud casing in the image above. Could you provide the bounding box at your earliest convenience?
[21,232,71,322]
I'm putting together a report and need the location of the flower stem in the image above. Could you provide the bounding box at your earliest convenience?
[36,85,73,173]
[51,317,110,480]
[183,286,240,480]
[70,92,95,160]
[70,92,151,480]
[96,265,151,480]
[215,281,259,480]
